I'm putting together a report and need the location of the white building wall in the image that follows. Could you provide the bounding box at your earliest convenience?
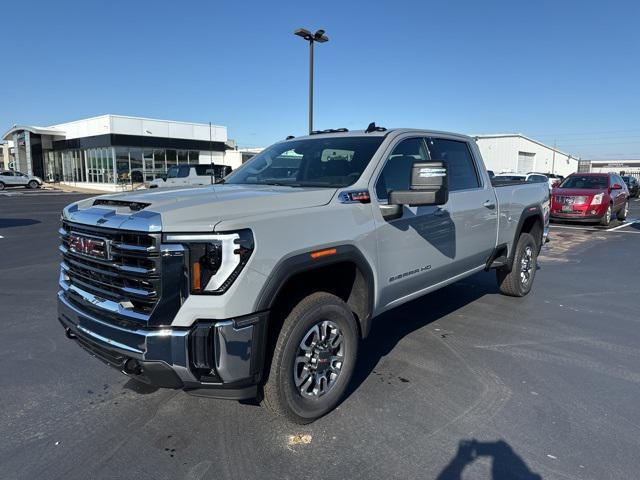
[475,135,579,177]
[50,115,227,143]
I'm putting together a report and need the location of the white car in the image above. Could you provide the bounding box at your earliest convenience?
[493,172,552,188]
[148,164,232,188]
[0,170,43,190]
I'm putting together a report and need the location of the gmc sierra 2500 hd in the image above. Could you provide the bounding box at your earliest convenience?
[58,126,549,423]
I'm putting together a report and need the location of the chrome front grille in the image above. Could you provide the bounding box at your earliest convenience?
[59,221,162,324]
[555,195,587,205]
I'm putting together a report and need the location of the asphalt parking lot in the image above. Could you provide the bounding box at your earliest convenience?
[1,191,640,480]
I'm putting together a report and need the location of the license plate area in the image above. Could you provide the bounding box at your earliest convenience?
[562,205,574,212]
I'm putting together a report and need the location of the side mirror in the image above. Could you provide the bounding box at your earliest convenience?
[612,183,622,190]
[389,161,449,207]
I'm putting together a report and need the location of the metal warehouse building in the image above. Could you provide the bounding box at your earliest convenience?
[474,134,579,177]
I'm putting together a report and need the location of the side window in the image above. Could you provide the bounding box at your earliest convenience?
[375,138,429,200]
[427,138,480,191]
[178,165,190,178]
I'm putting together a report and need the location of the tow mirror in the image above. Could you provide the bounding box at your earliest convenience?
[389,161,448,207]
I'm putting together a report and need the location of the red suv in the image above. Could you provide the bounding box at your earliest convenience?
[551,173,629,226]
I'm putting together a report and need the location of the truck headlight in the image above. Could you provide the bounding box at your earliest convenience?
[164,230,254,294]
[590,193,604,205]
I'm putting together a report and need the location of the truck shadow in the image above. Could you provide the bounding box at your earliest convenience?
[0,218,41,229]
[345,270,498,399]
[437,439,542,479]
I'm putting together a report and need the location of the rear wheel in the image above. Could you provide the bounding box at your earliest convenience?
[599,204,612,226]
[616,201,629,221]
[27,180,39,189]
[262,292,358,424]
[0,181,5,191]
[496,232,538,297]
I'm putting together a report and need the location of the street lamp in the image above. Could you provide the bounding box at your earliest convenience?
[294,28,329,133]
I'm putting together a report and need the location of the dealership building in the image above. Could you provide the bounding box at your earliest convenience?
[474,134,579,177]
[2,115,245,191]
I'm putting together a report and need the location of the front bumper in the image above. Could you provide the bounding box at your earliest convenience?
[58,291,267,399]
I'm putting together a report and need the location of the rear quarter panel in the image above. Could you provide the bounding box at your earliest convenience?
[494,183,549,256]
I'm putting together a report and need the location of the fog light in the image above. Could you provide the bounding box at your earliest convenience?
[591,209,597,214]
[123,359,142,375]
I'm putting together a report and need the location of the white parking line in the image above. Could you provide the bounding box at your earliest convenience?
[607,219,639,231]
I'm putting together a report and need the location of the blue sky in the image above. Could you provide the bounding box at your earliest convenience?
[2,0,639,159]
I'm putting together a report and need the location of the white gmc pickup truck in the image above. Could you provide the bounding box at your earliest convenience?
[58,125,549,423]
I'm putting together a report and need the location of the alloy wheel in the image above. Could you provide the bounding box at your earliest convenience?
[293,320,344,398]
[520,245,534,286]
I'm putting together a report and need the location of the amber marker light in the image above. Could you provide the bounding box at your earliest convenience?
[310,248,337,259]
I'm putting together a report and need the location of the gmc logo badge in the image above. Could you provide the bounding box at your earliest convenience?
[68,233,110,260]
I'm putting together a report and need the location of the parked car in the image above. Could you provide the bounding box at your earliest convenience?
[492,172,550,187]
[58,127,549,423]
[544,173,565,189]
[148,164,232,188]
[621,175,639,197]
[551,173,629,226]
[0,170,43,190]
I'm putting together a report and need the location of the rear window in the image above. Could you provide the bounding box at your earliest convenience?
[559,175,608,189]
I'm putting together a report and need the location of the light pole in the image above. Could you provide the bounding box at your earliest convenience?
[294,28,329,134]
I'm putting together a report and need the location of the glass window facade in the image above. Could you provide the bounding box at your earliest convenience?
[46,146,212,188]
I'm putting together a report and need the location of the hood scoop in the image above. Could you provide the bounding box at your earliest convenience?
[93,199,151,212]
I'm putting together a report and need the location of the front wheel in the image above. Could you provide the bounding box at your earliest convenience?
[496,232,538,297]
[0,181,5,191]
[616,201,629,221]
[27,180,39,189]
[599,204,612,226]
[262,292,358,424]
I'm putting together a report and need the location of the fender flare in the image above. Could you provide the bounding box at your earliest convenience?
[254,245,376,337]
[506,204,544,271]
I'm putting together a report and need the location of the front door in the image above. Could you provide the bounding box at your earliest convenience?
[373,137,457,309]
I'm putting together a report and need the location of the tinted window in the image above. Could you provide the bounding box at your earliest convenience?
[178,165,190,178]
[427,138,480,191]
[527,174,548,183]
[375,138,429,200]
[226,136,384,188]
[559,176,608,189]
[194,165,212,176]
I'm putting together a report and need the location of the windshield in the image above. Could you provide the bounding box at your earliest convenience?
[224,136,385,188]
[559,175,608,189]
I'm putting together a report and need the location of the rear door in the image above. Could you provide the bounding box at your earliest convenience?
[427,137,498,274]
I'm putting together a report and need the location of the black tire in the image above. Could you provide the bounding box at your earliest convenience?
[616,201,629,221]
[0,181,5,191]
[496,232,538,297]
[27,180,39,189]
[599,204,612,227]
[261,292,358,424]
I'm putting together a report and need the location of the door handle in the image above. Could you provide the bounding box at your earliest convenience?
[483,200,496,209]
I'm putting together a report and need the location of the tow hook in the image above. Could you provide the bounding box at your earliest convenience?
[65,328,77,340]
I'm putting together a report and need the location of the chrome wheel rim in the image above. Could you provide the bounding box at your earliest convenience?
[520,245,534,286]
[294,320,344,398]
[624,202,629,217]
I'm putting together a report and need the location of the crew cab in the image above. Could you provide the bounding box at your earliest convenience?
[57,126,549,423]
[550,173,629,226]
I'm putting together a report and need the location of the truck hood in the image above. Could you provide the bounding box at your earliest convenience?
[70,184,337,232]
